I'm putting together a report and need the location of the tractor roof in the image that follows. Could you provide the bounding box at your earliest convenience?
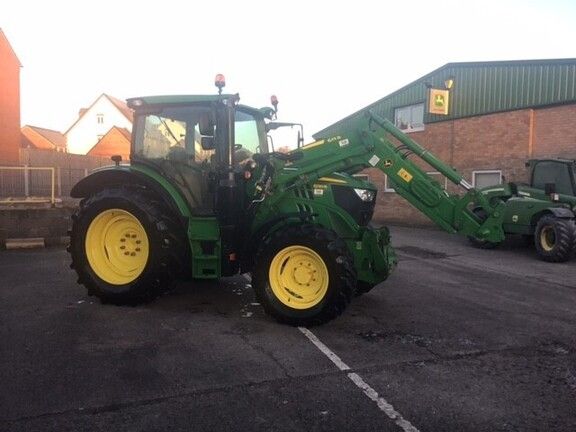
[126,94,266,117]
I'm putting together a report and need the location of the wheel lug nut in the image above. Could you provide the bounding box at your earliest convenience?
[136,240,141,244]
[120,238,126,242]
[135,248,141,252]
[124,252,130,256]
[131,235,137,239]
[130,252,136,256]
[120,246,125,250]
[125,234,130,238]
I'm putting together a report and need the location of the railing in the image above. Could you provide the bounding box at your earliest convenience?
[0,166,56,205]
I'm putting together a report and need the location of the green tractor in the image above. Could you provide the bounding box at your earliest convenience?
[468,159,576,262]
[70,76,564,326]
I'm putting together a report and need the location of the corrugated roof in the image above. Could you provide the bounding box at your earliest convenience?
[314,58,576,138]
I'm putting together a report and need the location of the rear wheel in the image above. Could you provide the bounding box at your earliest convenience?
[252,225,356,326]
[534,215,576,262]
[69,187,187,304]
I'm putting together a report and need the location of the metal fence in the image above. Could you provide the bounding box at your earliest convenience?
[0,166,56,204]
[0,149,112,205]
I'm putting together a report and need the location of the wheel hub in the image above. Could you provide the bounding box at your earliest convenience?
[85,209,150,285]
[269,246,329,309]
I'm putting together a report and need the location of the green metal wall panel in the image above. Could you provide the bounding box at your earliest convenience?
[315,59,576,139]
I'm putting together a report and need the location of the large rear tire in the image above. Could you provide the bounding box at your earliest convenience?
[69,187,187,304]
[534,215,576,262]
[252,225,356,326]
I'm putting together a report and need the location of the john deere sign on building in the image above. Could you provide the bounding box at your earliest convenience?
[429,89,449,115]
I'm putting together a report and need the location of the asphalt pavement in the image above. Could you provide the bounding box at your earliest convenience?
[0,226,575,431]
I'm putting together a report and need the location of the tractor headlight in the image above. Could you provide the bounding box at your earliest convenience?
[354,188,375,202]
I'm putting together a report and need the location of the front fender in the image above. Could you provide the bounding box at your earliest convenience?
[545,207,575,219]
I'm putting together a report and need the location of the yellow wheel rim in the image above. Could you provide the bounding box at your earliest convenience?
[540,226,556,252]
[268,245,329,310]
[85,209,149,285]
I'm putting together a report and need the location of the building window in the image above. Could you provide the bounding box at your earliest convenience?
[394,103,424,133]
[427,171,448,189]
[473,170,502,189]
[97,134,104,141]
[97,114,104,124]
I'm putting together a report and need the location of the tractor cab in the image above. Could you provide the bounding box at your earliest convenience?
[528,158,576,196]
[127,93,270,215]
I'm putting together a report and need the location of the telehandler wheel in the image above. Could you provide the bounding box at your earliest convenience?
[252,225,356,326]
[69,187,187,304]
[534,215,576,262]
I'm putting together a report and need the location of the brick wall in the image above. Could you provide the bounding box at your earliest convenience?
[0,33,21,165]
[371,110,534,225]
[532,104,576,159]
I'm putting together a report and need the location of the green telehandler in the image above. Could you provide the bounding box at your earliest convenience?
[467,159,576,262]
[68,76,574,326]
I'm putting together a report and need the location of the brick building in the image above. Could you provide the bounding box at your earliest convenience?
[21,125,67,152]
[0,29,22,165]
[87,126,131,161]
[314,59,576,225]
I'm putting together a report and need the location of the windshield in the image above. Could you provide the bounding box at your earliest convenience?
[235,110,263,154]
[133,106,215,163]
[133,106,267,163]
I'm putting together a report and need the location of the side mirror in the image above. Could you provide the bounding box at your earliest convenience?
[544,183,556,194]
[198,114,215,136]
[201,136,215,150]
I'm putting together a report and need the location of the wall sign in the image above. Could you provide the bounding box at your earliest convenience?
[429,89,450,115]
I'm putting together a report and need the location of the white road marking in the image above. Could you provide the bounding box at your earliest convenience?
[299,327,420,432]
[242,274,419,431]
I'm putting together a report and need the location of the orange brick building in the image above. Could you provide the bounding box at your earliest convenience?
[314,59,576,225]
[87,126,131,161]
[0,29,22,165]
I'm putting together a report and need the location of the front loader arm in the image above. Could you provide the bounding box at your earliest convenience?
[266,111,505,243]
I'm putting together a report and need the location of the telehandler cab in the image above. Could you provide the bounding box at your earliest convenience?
[68,75,572,326]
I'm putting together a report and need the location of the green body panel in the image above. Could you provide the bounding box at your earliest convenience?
[478,183,576,236]
[247,172,396,285]
[130,165,222,278]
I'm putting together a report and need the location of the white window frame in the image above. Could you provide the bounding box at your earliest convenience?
[384,174,395,192]
[353,173,370,182]
[426,171,448,189]
[394,103,425,133]
[97,113,104,124]
[472,170,502,188]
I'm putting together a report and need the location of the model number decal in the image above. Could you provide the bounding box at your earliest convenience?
[338,138,350,147]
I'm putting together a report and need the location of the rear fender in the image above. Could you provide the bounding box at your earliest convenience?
[71,167,187,221]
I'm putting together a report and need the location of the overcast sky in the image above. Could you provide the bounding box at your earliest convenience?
[2,0,575,141]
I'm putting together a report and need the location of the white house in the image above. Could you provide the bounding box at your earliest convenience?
[65,93,133,155]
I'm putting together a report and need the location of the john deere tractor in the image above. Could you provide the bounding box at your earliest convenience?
[69,76,570,326]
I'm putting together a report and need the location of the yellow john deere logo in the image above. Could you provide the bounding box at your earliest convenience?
[429,89,449,115]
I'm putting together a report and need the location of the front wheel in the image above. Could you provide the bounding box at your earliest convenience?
[534,215,576,262]
[252,225,356,326]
